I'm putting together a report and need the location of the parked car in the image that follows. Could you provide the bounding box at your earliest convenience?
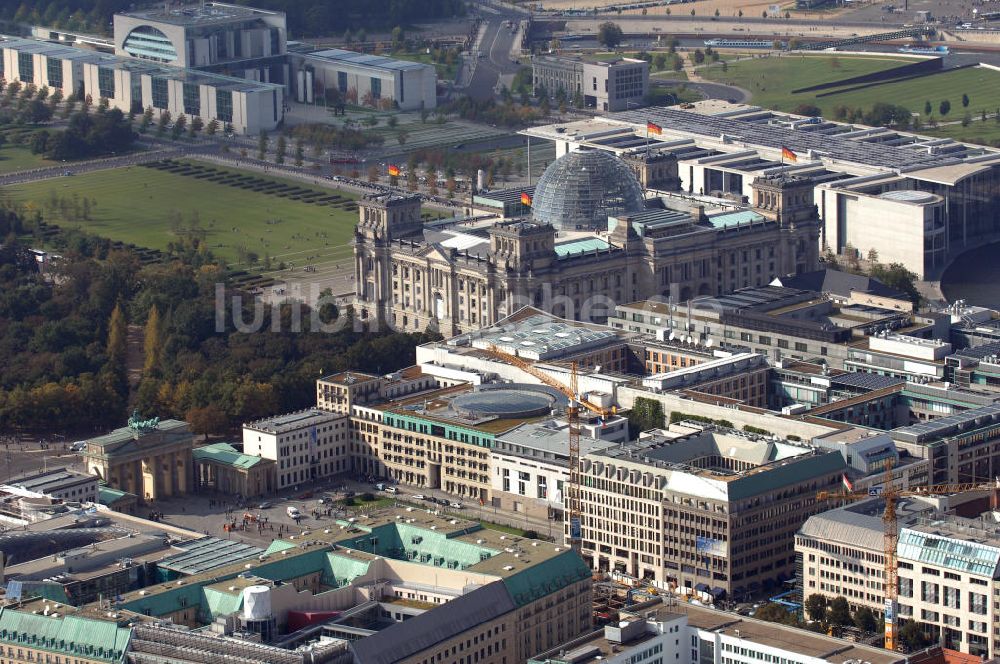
[258,501,272,509]
[411,494,426,501]
[437,497,450,505]
[384,486,398,494]
[449,502,463,509]
[70,441,87,452]
[286,506,301,518]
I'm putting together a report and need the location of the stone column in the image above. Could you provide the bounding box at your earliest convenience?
[176,451,188,495]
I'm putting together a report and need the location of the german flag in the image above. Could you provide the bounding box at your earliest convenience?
[781,146,798,163]
[520,191,532,206]
[647,120,663,135]
[387,164,401,177]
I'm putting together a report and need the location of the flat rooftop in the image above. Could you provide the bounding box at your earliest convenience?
[244,408,344,434]
[117,2,282,26]
[8,469,94,493]
[465,312,623,360]
[305,48,430,73]
[679,603,904,664]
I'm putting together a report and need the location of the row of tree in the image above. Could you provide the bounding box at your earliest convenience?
[1,0,466,37]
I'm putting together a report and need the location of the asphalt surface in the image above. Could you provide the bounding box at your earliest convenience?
[467,9,528,101]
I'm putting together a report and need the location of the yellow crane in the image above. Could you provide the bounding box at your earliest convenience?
[817,462,999,651]
[482,344,614,553]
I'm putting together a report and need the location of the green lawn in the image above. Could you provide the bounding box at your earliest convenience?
[0,145,55,173]
[922,119,1000,146]
[390,51,461,79]
[5,161,360,270]
[700,53,909,111]
[700,55,1000,142]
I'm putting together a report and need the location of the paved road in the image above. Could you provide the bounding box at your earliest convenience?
[466,9,525,101]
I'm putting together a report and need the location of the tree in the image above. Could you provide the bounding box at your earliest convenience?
[275,135,287,164]
[939,99,951,116]
[755,603,793,624]
[870,262,920,305]
[763,9,768,17]
[171,113,187,139]
[391,25,405,48]
[597,21,624,50]
[867,248,879,265]
[143,305,164,376]
[396,129,408,146]
[107,303,127,368]
[653,53,667,71]
[853,607,878,634]
[294,138,304,167]
[827,597,851,629]
[206,118,219,136]
[257,129,269,160]
[691,49,706,65]
[924,100,932,115]
[189,116,203,137]
[804,594,828,622]
[792,104,823,118]
[715,8,720,16]
[367,164,379,182]
[186,405,229,437]
[962,92,970,108]
[899,620,930,651]
[628,397,665,437]
[785,10,791,18]
[156,110,171,137]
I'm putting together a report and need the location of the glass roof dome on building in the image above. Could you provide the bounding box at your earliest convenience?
[531,149,645,231]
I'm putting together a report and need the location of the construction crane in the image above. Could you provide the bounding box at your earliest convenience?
[817,461,1000,652]
[482,345,614,553]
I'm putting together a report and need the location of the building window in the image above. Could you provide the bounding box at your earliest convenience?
[270,28,281,54]
[18,52,33,83]
[337,71,348,93]
[98,66,116,99]
[371,77,382,100]
[151,77,169,109]
[216,89,233,123]
[46,57,62,89]
[183,82,200,115]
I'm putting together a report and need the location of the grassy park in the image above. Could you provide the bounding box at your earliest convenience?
[6,160,361,270]
[700,54,1000,143]
[0,144,56,173]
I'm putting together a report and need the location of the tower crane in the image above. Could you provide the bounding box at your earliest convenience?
[481,345,614,553]
[816,461,1000,652]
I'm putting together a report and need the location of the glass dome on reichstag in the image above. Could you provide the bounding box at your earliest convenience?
[531,149,645,231]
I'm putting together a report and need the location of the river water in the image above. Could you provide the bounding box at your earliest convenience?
[940,241,1000,308]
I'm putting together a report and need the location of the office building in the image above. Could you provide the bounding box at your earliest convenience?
[532,54,649,112]
[797,495,1000,658]
[523,103,1000,278]
[289,48,437,111]
[4,508,592,664]
[4,469,98,503]
[353,149,820,335]
[612,285,945,369]
[113,2,286,75]
[530,600,906,664]
[242,409,350,490]
[577,426,846,598]
[489,419,625,520]
[0,36,284,135]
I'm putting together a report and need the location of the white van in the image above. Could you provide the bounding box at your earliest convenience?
[287,506,301,518]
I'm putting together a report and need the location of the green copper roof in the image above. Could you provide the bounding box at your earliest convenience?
[193,442,267,469]
[98,485,134,506]
[324,552,373,587]
[335,522,498,570]
[502,549,592,607]
[264,539,298,555]
[87,419,189,447]
[203,587,244,618]
[554,237,611,259]
[0,608,132,664]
